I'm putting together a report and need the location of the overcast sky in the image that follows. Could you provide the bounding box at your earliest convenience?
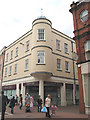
[0,0,78,50]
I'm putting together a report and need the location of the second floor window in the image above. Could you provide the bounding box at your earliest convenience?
[64,43,68,54]
[65,61,69,72]
[10,50,13,60]
[38,29,45,40]
[26,41,29,51]
[5,68,7,77]
[56,40,60,50]
[6,53,9,62]
[25,59,29,70]
[14,64,17,73]
[57,59,61,70]
[16,47,18,57]
[9,66,12,75]
[37,51,45,64]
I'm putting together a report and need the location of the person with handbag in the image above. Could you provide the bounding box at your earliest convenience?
[45,94,51,118]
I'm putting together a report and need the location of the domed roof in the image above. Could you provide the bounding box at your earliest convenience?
[37,16,46,19]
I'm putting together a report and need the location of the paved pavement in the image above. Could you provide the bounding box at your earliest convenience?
[5,105,89,119]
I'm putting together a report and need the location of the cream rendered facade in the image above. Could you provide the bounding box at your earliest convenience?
[2,17,79,106]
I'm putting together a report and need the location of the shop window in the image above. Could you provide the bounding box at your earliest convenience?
[38,29,45,41]
[37,51,45,64]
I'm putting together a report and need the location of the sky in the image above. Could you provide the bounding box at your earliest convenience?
[0,0,78,50]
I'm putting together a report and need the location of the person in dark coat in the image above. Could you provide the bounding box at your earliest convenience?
[10,96,16,114]
[1,91,9,120]
[37,95,42,112]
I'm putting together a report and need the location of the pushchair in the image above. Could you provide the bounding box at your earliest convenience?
[25,102,31,112]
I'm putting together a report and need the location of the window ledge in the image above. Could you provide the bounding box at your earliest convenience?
[10,58,13,60]
[13,73,17,75]
[65,52,69,55]
[57,69,62,71]
[65,71,70,73]
[8,74,11,76]
[25,49,30,53]
[4,76,7,77]
[15,55,18,58]
[56,49,61,52]
[36,63,46,65]
[37,40,46,42]
[24,69,29,72]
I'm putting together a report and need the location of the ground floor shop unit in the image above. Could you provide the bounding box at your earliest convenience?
[2,76,79,106]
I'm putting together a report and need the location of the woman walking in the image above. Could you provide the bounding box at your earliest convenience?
[19,94,23,110]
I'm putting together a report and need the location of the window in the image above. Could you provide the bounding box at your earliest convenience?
[64,43,68,53]
[57,59,61,70]
[16,47,18,57]
[37,51,45,64]
[9,66,12,75]
[26,41,29,51]
[25,59,29,70]
[6,53,8,62]
[38,29,45,40]
[65,61,69,72]
[10,50,13,59]
[14,64,17,73]
[5,68,7,77]
[56,40,61,50]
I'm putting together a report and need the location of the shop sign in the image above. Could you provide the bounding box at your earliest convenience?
[23,81,39,86]
[2,85,16,90]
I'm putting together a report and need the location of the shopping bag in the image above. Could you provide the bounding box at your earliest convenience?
[41,106,47,113]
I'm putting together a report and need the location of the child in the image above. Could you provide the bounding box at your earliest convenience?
[51,104,58,117]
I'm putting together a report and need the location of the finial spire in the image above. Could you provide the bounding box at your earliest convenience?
[41,8,43,16]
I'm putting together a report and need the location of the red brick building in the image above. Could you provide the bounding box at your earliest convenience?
[70,0,90,114]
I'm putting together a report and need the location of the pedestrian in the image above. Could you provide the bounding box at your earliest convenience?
[51,104,58,117]
[15,94,18,105]
[45,94,51,118]
[1,91,9,120]
[30,95,34,110]
[19,94,23,110]
[37,95,42,112]
[10,96,16,114]
[25,93,31,112]
[9,94,13,101]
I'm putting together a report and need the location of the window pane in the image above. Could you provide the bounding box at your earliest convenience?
[56,40,60,50]
[37,51,44,64]
[25,59,29,70]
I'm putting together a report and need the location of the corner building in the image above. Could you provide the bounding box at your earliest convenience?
[2,16,79,106]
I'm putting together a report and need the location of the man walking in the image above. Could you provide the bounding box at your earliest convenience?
[37,95,42,112]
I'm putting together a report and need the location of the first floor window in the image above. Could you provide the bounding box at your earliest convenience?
[65,61,69,72]
[25,59,29,70]
[10,50,13,59]
[57,59,61,70]
[5,68,7,76]
[37,51,45,64]
[16,47,18,57]
[6,53,9,62]
[26,41,29,51]
[9,66,12,75]
[14,64,17,73]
